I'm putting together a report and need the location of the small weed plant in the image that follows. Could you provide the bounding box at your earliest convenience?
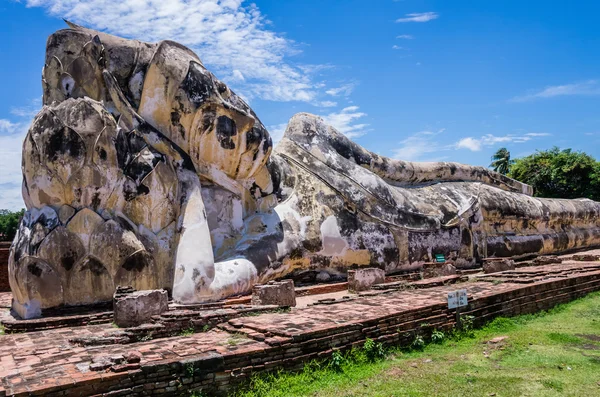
[431,329,445,344]
[363,338,386,362]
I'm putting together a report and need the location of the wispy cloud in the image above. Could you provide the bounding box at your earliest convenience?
[455,133,551,152]
[319,100,337,108]
[267,122,288,146]
[10,97,42,118]
[396,34,414,39]
[0,117,28,210]
[391,129,550,161]
[392,129,447,161]
[24,0,330,103]
[392,45,405,50]
[396,12,439,23]
[321,106,368,139]
[325,83,355,97]
[511,80,600,102]
[0,119,20,133]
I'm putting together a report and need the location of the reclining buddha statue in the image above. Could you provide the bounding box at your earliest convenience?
[9,23,600,318]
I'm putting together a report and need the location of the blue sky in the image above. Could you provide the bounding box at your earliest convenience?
[1,0,600,209]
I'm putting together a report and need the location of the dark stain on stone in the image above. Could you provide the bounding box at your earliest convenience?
[83,257,106,276]
[122,251,151,272]
[46,126,85,162]
[170,110,186,139]
[61,251,77,271]
[216,115,237,149]
[91,191,102,209]
[27,262,43,277]
[181,61,213,107]
[461,228,472,247]
[246,126,264,149]
[97,147,107,161]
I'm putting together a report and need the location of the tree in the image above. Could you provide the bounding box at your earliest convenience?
[508,147,600,201]
[490,147,514,175]
[0,209,24,241]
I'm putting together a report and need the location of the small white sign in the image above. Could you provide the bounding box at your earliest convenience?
[447,289,468,309]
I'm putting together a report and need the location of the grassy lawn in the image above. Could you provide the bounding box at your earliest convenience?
[232,292,600,397]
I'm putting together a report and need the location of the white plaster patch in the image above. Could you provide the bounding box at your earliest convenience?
[319,215,348,256]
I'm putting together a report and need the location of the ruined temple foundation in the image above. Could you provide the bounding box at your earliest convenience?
[1,251,600,396]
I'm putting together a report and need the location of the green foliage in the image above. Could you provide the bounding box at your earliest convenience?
[508,147,600,200]
[459,314,475,336]
[490,147,514,175]
[185,362,195,377]
[179,327,195,337]
[328,351,345,372]
[411,334,425,350]
[0,209,24,241]
[363,338,385,362]
[431,329,445,344]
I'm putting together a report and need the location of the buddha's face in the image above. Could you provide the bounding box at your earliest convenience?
[42,26,273,196]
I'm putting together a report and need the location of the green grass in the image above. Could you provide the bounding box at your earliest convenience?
[232,292,600,397]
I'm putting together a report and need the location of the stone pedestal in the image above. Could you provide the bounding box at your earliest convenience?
[348,268,385,292]
[113,287,168,328]
[252,280,296,307]
[483,258,515,274]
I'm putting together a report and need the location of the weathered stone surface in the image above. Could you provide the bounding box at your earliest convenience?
[113,289,168,328]
[9,23,600,311]
[572,254,600,262]
[252,280,296,307]
[423,263,457,279]
[348,268,386,292]
[532,256,562,266]
[483,259,516,274]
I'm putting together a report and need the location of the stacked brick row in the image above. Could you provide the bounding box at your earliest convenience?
[14,268,600,397]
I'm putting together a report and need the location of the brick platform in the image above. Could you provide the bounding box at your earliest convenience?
[1,258,600,396]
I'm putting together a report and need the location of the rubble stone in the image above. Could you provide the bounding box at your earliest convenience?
[252,280,296,307]
[113,289,168,328]
[348,268,386,292]
[483,259,516,274]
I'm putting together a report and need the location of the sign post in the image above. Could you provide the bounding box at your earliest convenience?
[447,289,468,329]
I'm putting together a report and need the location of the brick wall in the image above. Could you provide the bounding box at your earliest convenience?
[17,268,600,397]
[0,242,10,292]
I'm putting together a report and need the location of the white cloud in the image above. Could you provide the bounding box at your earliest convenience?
[325,84,355,97]
[511,80,600,102]
[267,122,288,146]
[0,119,20,133]
[524,132,551,137]
[455,133,551,152]
[0,121,28,210]
[10,97,42,118]
[24,0,329,103]
[456,137,481,151]
[396,12,439,23]
[392,129,551,161]
[319,101,337,108]
[392,45,405,50]
[392,129,447,161]
[396,34,414,39]
[321,106,368,139]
